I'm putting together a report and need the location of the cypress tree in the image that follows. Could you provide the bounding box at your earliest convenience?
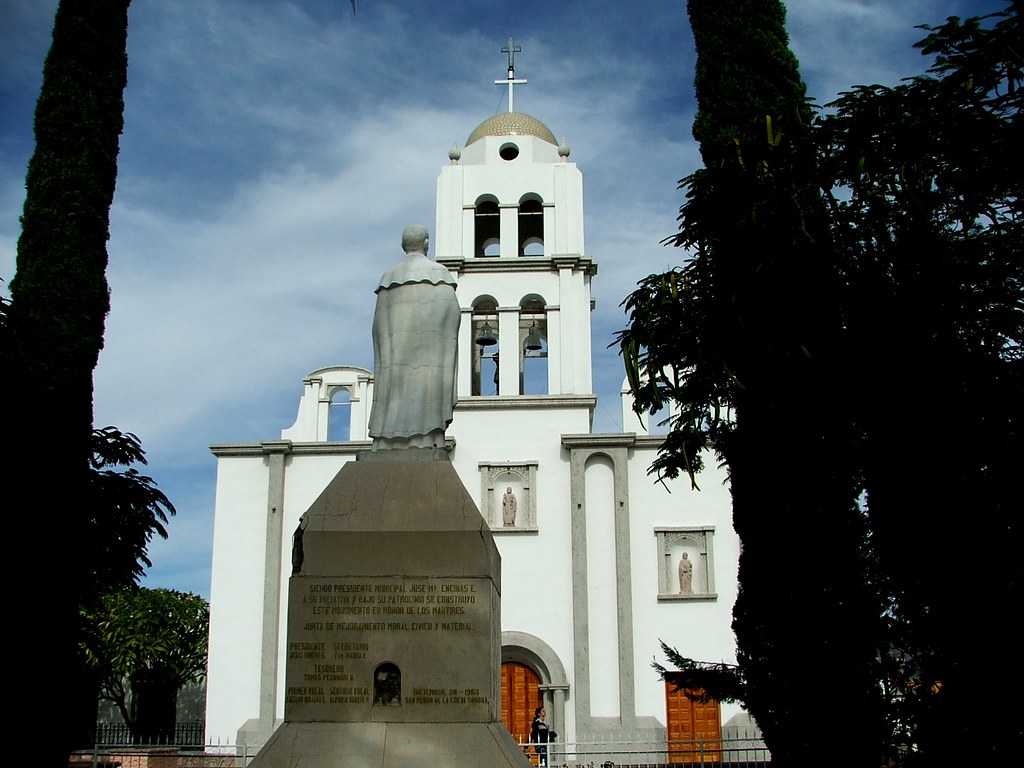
[620,1,886,763]
[622,3,1022,763]
[688,3,883,763]
[5,1,131,761]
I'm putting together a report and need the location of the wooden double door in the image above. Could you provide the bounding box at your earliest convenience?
[665,684,722,763]
[501,661,542,745]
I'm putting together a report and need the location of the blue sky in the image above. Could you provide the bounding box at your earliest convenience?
[0,0,999,598]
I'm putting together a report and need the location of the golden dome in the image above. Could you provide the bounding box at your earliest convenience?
[466,112,557,146]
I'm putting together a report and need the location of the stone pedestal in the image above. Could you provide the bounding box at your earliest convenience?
[248,457,532,768]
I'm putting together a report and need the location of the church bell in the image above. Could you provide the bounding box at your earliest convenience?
[475,320,498,347]
[524,321,543,351]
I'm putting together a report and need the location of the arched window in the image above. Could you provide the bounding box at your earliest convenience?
[475,198,500,257]
[518,196,544,257]
[328,387,352,441]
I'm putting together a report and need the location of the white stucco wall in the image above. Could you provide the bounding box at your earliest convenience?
[206,109,742,747]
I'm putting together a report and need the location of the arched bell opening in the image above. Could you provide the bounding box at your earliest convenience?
[472,295,500,396]
[474,198,500,258]
[327,386,352,441]
[518,195,544,257]
[519,294,548,395]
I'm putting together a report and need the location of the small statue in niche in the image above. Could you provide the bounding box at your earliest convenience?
[502,487,518,526]
[373,663,401,706]
[678,552,693,595]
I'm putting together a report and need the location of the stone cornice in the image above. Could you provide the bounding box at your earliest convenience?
[438,254,596,276]
[210,440,369,458]
[455,394,596,411]
[560,432,656,449]
[210,438,471,458]
[210,427,659,458]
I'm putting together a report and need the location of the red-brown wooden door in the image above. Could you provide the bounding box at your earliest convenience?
[502,662,542,745]
[665,684,722,763]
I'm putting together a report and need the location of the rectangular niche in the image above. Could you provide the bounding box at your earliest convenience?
[656,527,717,600]
[479,461,538,532]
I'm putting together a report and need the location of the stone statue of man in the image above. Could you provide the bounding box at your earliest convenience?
[368,224,459,451]
[502,487,517,526]
[678,552,693,594]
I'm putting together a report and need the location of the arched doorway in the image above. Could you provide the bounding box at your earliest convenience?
[501,661,541,744]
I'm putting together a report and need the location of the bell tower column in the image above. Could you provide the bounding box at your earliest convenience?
[497,306,520,395]
[499,204,518,259]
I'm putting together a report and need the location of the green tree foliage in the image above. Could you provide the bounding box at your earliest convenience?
[653,640,747,706]
[1,2,132,761]
[88,427,176,593]
[0,284,9,356]
[818,7,1023,763]
[81,588,209,744]
[72,428,176,745]
[621,3,1022,764]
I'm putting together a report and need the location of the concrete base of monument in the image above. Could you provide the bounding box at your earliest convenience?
[249,721,533,768]
[256,457,529,767]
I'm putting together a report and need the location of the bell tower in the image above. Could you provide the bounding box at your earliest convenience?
[434,41,596,405]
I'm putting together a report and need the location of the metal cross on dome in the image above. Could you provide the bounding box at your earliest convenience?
[496,36,527,112]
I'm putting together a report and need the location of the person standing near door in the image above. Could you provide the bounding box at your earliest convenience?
[530,706,556,767]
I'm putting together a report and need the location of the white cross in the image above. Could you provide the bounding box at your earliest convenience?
[495,37,527,112]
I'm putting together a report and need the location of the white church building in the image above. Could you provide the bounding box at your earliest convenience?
[204,51,747,758]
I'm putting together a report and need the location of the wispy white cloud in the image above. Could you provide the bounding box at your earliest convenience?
[786,0,1001,104]
[2,0,994,596]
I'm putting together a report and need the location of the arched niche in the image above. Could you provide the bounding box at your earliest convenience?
[655,527,718,600]
[372,662,402,706]
[480,461,538,530]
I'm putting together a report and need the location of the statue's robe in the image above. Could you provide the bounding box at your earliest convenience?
[368,252,459,441]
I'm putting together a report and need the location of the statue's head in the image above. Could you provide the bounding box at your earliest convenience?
[401,224,429,255]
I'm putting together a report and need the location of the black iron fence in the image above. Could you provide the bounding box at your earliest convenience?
[72,737,769,768]
[90,723,206,747]
[515,738,771,767]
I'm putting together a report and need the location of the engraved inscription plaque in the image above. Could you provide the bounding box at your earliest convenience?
[285,575,495,722]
